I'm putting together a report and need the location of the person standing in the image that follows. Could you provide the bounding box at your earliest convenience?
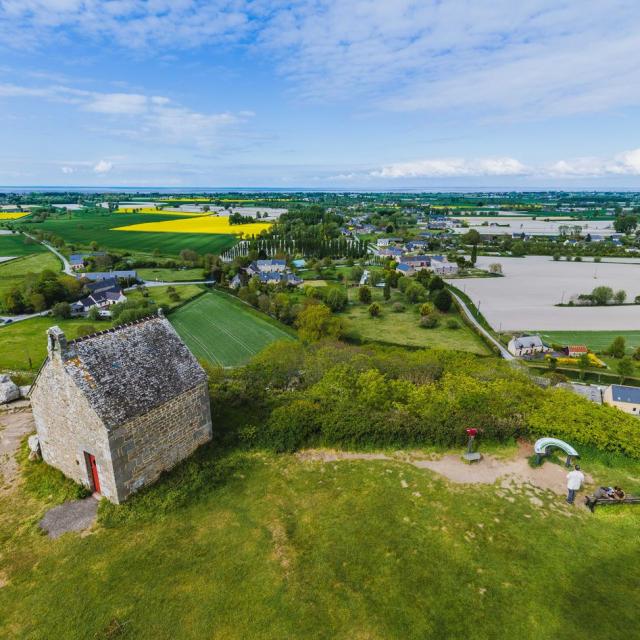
[566,464,585,505]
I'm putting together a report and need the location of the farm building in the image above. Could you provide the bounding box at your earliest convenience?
[430,257,458,275]
[507,335,550,357]
[603,384,640,415]
[30,312,212,503]
[564,345,589,358]
[70,277,126,317]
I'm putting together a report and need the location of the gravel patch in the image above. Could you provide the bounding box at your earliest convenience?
[39,497,98,539]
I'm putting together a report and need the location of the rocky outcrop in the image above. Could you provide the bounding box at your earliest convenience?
[0,375,20,405]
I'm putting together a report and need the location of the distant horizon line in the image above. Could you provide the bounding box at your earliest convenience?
[2,185,640,194]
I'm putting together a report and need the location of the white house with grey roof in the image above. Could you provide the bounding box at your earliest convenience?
[603,384,640,415]
[507,335,550,357]
[30,312,212,503]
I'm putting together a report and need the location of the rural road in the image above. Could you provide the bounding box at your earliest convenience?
[450,290,514,361]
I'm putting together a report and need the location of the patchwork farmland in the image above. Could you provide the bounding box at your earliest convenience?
[170,291,295,367]
[23,212,237,255]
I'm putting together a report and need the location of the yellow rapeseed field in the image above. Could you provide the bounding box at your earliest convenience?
[0,212,30,220]
[117,207,204,216]
[114,215,272,236]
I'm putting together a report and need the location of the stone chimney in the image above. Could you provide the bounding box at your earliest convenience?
[47,326,70,360]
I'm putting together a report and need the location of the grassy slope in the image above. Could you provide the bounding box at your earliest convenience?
[26,213,236,256]
[0,447,639,639]
[0,235,47,257]
[0,252,62,303]
[169,290,295,367]
[341,288,490,355]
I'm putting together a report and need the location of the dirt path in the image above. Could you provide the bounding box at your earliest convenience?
[0,411,34,492]
[297,442,592,497]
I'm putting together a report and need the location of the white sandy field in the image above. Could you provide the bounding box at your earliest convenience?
[451,218,617,237]
[456,256,640,331]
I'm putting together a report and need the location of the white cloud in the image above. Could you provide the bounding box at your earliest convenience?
[373,148,640,180]
[0,82,252,149]
[2,1,639,120]
[61,166,75,174]
[93,160,113,173]
[373,157,529,179]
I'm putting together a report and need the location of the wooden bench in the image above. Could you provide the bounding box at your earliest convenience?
[584,495,640,513]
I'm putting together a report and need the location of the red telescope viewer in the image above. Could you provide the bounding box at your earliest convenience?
[466,428,478,437]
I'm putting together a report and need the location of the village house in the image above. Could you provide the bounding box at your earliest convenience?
[255,259,287,273]
[603,384,640,415]
[398,255,431,271]
[70,277,126,317]
[30,313,213,503]
[430,257,459,275]
[507,335,550,357]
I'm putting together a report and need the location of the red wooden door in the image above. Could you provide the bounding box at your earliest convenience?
[87,454,101,494]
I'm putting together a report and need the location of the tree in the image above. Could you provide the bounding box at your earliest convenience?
[510,241,526,257]
[433,289,453,312]
[405,282,427,303]
[350,266,364,284]
[295,304,343,342]
[578,353,590,380]
[614,289,627,305]
[470,244,477,265]
[52,301,71,319]
[383,281,391,300]
[88,306,101,321]
[463,229,481,245]
[488,263,502,274]
[591,286,614,306]
[548,356,558,371]
[428,276,444,292]
[617,356,634,383]
[324,287,348,312]
[633,347,640,362]
[358,285,372,304]
[607,336,626,359]
[368,302,381,317]
[613,214,638,234]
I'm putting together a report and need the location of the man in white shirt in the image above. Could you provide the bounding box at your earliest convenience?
[566,465,585,505]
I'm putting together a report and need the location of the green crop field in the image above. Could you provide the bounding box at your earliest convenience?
[23,213,236,256]
[538,330,640,354]
[0,253,62,308]
[170,291,295,367]
[0,234,47,257]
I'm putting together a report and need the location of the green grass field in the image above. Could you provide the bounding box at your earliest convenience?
[539,330,640,354]
[1,444,639,639]
[0,286,203,372]
[0,234,47,257]
[0,316,113,372]
[0,252,62,307]
[24,213,236,256]
[341,288,490,355]
[137,267,206,282]
[170,291,295,367]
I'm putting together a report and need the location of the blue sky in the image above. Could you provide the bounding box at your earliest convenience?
[1,0,640,189]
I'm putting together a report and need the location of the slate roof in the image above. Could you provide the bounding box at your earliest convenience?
[610,384,640,405]
[59,315,206,430]
[511,335,545,349]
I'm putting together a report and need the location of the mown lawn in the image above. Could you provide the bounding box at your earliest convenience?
[341,288,490,355]
[539,330,640,354]
[127,284,204,310]
[24,213,236,256]
[0,252,62,306]
[1,445,639,639]
[169,290,295,367]
[0,234,47,257]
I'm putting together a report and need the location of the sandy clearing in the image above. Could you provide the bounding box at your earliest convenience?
[296,444,590,497]
[456,255,640,330]
[0,411,34,492]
